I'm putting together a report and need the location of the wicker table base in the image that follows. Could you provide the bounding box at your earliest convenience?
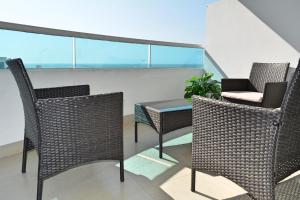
[134,99,192,158]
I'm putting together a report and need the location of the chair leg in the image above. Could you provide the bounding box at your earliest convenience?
[159,134,163,158]
[135,122,138,143]
[36,179,43,200]
[21,137,28,173]
[120,159,124,182]
[191,169,196,192]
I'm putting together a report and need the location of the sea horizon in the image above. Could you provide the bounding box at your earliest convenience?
[22,63,204,69]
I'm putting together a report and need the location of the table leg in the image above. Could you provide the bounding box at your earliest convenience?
[191,169,196,192]
[159,134,163,158]
[135,122,138,143]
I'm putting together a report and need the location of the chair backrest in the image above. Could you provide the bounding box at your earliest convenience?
[6,58,40,149]
[275,59,300,182]
[286,67,296,88]
[249,62,289,92]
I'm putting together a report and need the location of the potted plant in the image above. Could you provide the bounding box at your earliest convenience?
[184,72,221,102]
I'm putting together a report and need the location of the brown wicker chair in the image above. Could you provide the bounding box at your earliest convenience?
[221,62,289,108]
[6,58,124,200]
[191,59,300,199]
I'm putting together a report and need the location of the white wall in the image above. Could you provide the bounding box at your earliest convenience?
[204,0,300,78]
[240,0,300,52]
[0,68,202,146]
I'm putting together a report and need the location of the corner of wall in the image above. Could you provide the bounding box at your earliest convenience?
[203,0,300,78]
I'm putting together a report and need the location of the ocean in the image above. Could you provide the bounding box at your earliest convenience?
[23,63,203,69]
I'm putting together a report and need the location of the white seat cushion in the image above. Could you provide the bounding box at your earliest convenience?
[221,91,263,103]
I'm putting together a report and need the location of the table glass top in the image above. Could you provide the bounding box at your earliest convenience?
[138,99,192,112]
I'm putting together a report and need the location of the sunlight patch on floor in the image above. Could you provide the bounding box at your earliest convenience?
[116,133,193,180]
[156,132,192,148]
[160,167,247,200]
[117,148,178,180]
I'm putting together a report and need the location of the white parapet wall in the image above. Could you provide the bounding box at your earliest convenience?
[204,0,300,78]
[0,68,202,148]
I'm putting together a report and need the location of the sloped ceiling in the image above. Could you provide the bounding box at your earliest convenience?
[239,0,300,52]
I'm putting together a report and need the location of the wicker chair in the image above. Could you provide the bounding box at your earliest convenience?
[191,59,300,199]
[221,62,289,108]
[6,58,124,200]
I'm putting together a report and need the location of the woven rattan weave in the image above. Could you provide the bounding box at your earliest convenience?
[6,58,124,200]
[134,99,192,158]
[222,62,289,108]
[192,59,300,199]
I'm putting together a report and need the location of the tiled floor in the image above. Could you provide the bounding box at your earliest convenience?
[0,120,299,200]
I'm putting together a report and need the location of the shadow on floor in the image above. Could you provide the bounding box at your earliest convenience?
[125,126,300,200]
[224,174,300,200]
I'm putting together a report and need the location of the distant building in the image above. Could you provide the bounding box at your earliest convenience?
[0,57,7,69]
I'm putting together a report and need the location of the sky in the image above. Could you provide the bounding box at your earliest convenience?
[0,0,220,66]
[0,0,219,44]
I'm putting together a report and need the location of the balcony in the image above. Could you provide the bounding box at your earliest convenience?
[0,0,300,200]
[0,21,229,200]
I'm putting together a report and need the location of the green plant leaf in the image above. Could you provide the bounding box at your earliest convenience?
[184,72,221,100]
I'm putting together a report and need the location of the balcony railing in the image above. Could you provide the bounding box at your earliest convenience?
[0,21,204,69]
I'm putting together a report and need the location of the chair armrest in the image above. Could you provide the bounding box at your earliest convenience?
[35,92,123,179]
[34,85,90,99]
[192,96,280,199]
[221,78,250,92]
[262,82,288,108]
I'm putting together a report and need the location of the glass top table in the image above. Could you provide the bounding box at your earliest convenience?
[136,99,192,112]
[134,99,192,158]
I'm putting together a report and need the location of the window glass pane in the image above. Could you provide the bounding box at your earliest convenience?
[76,38,148,68]
[0,28,204,69]
[0,29,73,68]
[203,52,223,81]
[151,45,203,68]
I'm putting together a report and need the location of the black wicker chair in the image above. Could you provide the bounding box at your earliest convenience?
[221,62,289,108]
[6,58,124,200]
[191,59,300,199]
